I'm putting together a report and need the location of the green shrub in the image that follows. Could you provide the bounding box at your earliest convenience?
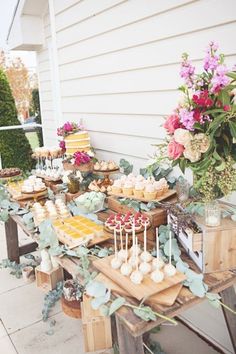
[0,69,34,171]
[31,88,43,147]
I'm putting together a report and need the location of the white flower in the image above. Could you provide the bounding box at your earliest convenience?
[194,133,210,153]
[75,170,83,182]
[174,128,192,146]
[183,144,201,163]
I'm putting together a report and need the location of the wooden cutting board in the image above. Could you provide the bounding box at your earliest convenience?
[93,255,186,301]
[96,273,183,306]
[57,231,111,249]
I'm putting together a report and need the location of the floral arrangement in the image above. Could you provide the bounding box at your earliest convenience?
[163,42,236,201]
[73,151,91,166]
[57,121,83,138]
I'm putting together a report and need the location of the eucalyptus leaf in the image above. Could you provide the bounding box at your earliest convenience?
[189,279,208,298]
[0,209,9,222]
[109,297,126,316]
[133,306,156,322]
[86,281,107,298]
[99,304,109,316]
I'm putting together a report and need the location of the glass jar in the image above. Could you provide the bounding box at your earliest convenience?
[176,177,190,202]
[205,200,221,227]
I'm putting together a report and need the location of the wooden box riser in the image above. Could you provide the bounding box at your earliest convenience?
[35,266,64,291]
[107,196,167,229]
[168,214,202,252]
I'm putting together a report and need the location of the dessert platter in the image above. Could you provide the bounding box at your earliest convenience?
[88,179,111,193]
[93,227,186,300]
[33,146,64,159]
[7,176,48,202]
[104,211,151,235]
[52,215,111,248]
[93,160,119,173]
[0,167,21,179]
[108,174,176,202]
[34,168,62,182]
[32,199,71,226]
[21,176,47,194]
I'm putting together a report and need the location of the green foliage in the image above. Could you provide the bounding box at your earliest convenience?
[140,161,176,187]
[0,69,34,171]
[0,183,20,222]
[30,88,43,147]
[119,159,133,175]
[42,282,63,322]
[0,254,40,278]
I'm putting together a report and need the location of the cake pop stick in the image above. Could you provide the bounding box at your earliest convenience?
[118,225,127,261]
[144,222,147,253]
[140,221,152,262]
[130,237,143,284]
[120,233,132,276]
[164,230,176,276]
[152,227,164,270]
[111,229,122,269]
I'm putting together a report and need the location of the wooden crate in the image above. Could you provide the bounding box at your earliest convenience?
[35,266,64,291]
[81,295,112,353]
[170,213,236,273]
[108,196,167,241]
[168,213,202,252]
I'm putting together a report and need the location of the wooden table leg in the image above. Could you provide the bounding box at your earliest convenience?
[115,314,144,354]
[220,285,236,353]
[4,216,20,263]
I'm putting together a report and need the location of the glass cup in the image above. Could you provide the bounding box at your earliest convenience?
[176,178,190,202]
[205,200,221,227]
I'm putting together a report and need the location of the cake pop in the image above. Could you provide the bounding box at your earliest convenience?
[111,230,122,269]
[130,237,143,284]
[163,230,176,277]
[151,269,164,283]
[152,227,164,270]
[120,233,132,276]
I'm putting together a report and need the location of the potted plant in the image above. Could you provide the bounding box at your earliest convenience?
[61,279,84,318]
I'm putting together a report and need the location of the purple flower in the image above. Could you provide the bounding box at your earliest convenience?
[180,55,195,88]
[210,64,230,93]
[179,108,195,131]
[203,41,220,71]
[204,53,219,71]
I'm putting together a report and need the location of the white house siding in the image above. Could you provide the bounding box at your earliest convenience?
[37,5,58,146]
[36,1,236,352]
[37,0,236,173]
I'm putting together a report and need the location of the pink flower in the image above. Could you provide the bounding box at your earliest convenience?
[167,140,184,160]
[204,41,219,71]
[59,140,66,150]
[73,151,91,166]
[223,105,231,112]
[63,122,73,132]
[163,114,181,134]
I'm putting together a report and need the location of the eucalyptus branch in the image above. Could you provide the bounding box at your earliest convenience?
[125,303,177,325]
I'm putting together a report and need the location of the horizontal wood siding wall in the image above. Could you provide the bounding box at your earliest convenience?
[50,0,236,171]
[37,5,58,146]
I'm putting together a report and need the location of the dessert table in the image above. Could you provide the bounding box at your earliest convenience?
[4,214,236,354]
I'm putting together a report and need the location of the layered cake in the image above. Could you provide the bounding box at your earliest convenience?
[64,131,91,155]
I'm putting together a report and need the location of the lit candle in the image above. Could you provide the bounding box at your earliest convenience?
[156,227,159,260]
[169,230,172,265]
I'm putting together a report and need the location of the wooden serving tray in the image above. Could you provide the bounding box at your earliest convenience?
[108,189,176,203]
[15,189,48,201]
[93,255,186,301]
[96,273,183,306]
[56,230,111,249]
